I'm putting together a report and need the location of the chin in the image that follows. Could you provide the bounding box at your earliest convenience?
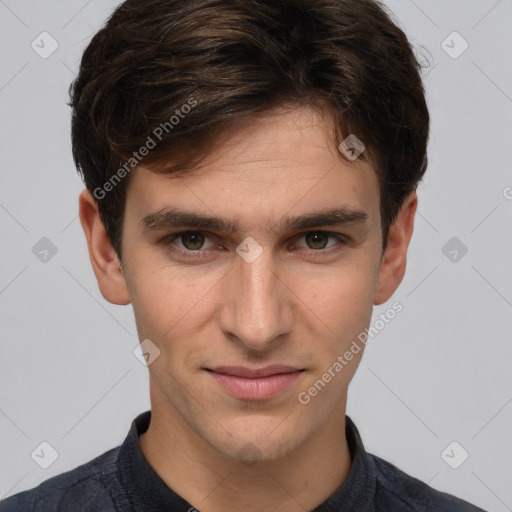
[205,416,311,464]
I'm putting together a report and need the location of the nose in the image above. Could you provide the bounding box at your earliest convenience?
[217,247,295,351]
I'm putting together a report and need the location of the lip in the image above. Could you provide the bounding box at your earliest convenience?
[208,365,302,378]
[206,365,305,401]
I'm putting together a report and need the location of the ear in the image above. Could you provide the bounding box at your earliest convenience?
[78,189,131,305]
[374,191,417,306]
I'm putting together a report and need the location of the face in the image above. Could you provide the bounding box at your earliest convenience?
[101,107,399,462]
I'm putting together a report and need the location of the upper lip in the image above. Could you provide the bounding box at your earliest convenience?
[207,365,303,378]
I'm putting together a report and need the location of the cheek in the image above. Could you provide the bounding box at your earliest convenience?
[296,263,377,344]
[127,266,220,343]
[294,270,376,409]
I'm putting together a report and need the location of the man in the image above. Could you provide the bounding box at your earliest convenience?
[0,0,484,510]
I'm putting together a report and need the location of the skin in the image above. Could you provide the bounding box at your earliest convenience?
[79,106,417,512]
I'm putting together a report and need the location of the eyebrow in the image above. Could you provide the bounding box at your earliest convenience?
[140,206,368,234]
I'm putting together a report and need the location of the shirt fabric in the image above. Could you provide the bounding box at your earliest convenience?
[0,410,485,511]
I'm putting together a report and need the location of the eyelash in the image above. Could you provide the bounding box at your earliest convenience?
[160,231,348,259]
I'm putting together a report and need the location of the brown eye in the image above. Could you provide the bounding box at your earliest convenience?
[305,232,330,250]
[293,231,346,255]
[180,232,206,251]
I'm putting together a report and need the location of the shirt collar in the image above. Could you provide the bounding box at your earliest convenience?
[117,410,376,511]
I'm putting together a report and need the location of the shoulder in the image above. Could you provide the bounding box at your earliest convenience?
[0,446,121,512]
[371,454,485,512]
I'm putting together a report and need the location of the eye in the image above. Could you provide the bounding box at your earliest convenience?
[161,230,347,259]
[163,231,216,257]
[294,231,346,253]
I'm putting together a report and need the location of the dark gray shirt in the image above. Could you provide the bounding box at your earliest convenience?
[0,410,485,511]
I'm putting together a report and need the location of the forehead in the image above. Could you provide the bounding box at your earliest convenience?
[125,107,381,231]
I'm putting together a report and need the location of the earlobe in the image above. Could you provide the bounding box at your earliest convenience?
[373,192,417,306]
[78,189,131,305]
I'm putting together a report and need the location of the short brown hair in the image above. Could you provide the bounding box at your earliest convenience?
[68,0,430,261]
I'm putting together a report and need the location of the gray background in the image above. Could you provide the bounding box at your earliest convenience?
[0,1,511,510]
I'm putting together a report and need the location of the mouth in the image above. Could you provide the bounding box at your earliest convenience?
[205,365,306,401]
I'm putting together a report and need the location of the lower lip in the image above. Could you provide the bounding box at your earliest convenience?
[208,371,304,400]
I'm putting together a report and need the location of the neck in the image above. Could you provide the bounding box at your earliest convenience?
[139,394,351,512]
